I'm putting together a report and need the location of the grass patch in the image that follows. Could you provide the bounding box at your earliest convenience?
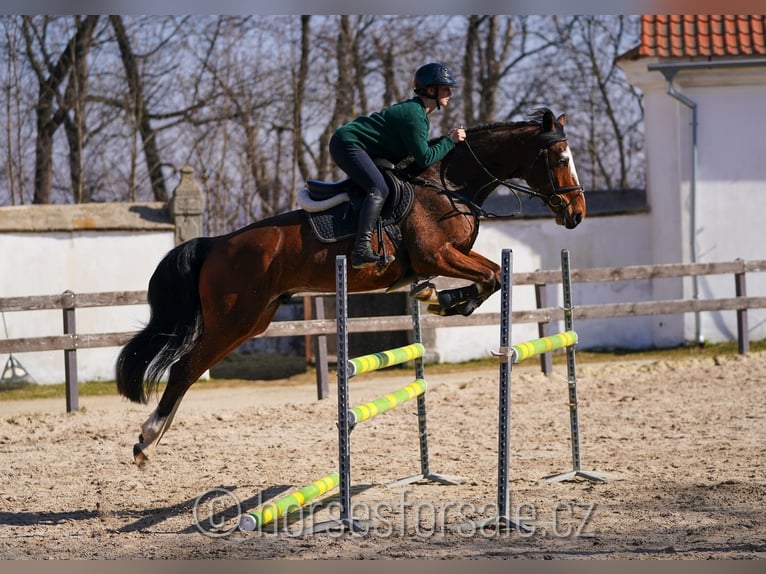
[0,379,121,401]
[209,352,307,380]
[2,339,764,402]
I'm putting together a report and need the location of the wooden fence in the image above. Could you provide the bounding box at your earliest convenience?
[2,258,765,412]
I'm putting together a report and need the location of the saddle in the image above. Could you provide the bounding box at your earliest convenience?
[298,165,415,245]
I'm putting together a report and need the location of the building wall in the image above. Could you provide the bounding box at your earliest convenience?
[1,169,206,386]
[1,225,174,385]
[620,58,766,347]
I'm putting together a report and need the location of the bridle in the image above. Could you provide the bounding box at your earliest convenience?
[463,136,584,212]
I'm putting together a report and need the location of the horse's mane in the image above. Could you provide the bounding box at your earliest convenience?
[466,107,555,135]
[407,107,562,176]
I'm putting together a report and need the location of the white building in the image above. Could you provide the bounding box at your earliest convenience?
[429,15,766,361]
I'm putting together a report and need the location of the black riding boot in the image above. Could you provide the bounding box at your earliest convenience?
[350,190,395,270]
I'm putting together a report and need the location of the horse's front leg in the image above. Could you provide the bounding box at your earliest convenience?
[410,281,439,304]
[416,248,501,316]
[427,286,489,316]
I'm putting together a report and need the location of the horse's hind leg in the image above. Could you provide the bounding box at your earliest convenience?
[133,302,280,465]
[133,357,203,465]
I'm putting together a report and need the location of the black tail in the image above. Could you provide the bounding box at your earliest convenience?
[116,237,212,403]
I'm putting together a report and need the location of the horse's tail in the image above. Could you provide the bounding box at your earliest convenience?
[116,237,212,403]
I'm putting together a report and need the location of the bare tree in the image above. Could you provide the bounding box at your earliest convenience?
[22,15,99,204]
[552,15,644,190]
[109,16,168,201]
[1,17,31,205]
[314,15,355,181]
[461,16,562,126]
[1,15,644,226]
[290,15,311,205]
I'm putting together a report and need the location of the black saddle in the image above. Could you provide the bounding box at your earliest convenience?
[303,168,414,244]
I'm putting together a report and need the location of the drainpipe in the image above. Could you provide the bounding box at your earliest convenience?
[652,66,702,345]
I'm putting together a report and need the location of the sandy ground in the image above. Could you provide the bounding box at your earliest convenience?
[1,350,765,560]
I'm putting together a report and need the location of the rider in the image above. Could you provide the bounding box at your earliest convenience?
[330,62,467,270]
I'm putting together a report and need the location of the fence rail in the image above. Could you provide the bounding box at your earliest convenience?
[2,259,766,411]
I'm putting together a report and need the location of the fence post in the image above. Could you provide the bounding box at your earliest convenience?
[312,295,329,400]
[62,290,78,413]
[735,259,749,355]
[170,166,204,245]
[534,282,552,375]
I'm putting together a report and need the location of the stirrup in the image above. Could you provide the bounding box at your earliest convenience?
[350,252,394,271]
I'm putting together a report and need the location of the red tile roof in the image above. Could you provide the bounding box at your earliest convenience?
[637,15,766,58]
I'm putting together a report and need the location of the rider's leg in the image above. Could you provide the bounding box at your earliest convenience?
[330,135,395,270]
[351,188,393,269]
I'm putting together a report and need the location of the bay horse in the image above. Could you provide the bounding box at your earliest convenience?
[116,107,585,465]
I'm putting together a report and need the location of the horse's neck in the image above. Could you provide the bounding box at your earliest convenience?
[436,146,508,206]
[448,126,539,205]
[408,124,537,206]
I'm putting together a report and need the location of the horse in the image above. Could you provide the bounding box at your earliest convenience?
[116,107,585,465]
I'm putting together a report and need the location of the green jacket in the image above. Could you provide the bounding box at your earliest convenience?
[333,97,455,168]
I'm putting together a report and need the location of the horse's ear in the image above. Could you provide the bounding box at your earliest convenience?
[557,114,567,127]
[542,109,555,132]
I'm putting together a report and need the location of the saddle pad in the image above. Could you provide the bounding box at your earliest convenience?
[305,184,414,244]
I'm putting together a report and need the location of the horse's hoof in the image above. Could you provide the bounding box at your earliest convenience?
[133,443,149,466]
[456,301,479,316]
[410,282,436,301]
[426,304,447,316]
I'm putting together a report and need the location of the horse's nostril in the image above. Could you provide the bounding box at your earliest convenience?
[566,211,583,229]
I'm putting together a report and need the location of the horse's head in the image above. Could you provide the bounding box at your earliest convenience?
[416,108,585,229]
[524,110,586,229]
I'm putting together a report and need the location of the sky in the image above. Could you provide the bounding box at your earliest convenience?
[3,0,757,16]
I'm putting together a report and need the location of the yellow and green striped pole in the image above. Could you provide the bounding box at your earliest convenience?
[239,472,339,531]
[347,343,424,377]
[511,331,578,363]
[348,379,427,427]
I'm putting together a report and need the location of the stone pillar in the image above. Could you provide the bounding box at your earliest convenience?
[170,166,204,244]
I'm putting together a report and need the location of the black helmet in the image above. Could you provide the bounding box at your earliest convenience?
[413,62,458,97]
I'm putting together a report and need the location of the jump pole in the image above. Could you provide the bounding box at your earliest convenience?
[310,256,462,534]
[239,472,340,531]
[308,254,363,533]
[459,248,532,533]
[541,249,609,483]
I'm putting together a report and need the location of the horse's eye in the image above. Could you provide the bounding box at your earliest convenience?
[558,157,568,167]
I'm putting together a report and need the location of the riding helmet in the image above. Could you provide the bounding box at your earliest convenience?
[413,62,458,97]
